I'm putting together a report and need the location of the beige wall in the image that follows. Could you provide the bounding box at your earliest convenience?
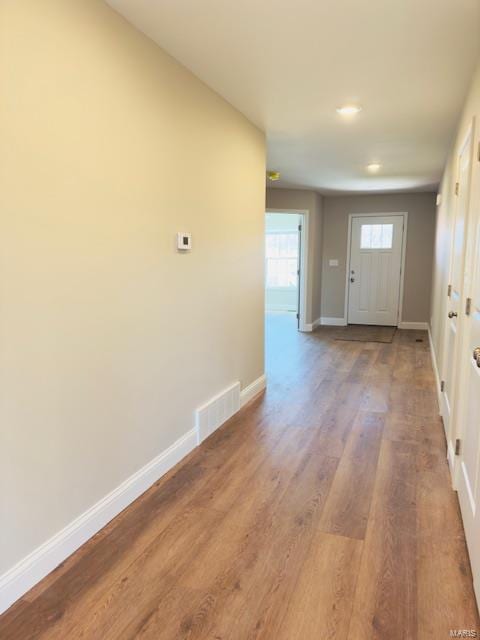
[0,0,265,575]
[266,188,323,323]
[321,193,437,322]
[431,60,480,374]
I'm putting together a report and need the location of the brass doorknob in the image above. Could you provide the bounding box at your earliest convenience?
[474,348,480,366]
[448,311,458,318]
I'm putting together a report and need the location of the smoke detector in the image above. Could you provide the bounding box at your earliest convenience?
[267,171,280,181]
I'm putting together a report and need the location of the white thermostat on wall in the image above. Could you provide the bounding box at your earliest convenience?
[177,232,192,251]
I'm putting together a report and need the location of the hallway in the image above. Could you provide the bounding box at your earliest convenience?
[0,319,478,639]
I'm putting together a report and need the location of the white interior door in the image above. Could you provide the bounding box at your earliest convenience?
[442,125,473,452]
[347,215,404,326]
[453,118,480,605]
[457,227,480,604]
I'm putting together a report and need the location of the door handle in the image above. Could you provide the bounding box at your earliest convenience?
[350,278,355,283]
[448,311,458,318]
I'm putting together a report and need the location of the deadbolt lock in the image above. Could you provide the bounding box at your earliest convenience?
[448,311,458,318]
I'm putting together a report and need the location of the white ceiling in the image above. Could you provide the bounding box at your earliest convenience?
[107,0,480,194]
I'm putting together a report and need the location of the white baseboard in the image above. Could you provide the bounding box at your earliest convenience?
[320,317,347,326]
[398,321,429,330]
[240,374,266,408]
[302,319,321,332]
[474,576,480,618]
[0,427,197,615]
[428,326,443,417]
[0,373,267,615]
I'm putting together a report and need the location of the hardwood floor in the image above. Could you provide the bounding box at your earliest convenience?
[1,312,478,639]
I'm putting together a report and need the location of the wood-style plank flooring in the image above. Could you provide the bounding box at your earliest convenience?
[1,312,478,639]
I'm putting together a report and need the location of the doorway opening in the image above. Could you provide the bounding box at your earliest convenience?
[265,212,301,327]
[265,211,307,332]
[264,209,308,376]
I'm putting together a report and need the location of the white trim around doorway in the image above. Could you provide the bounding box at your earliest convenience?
[344,212,408,327]
[266,208,310,332]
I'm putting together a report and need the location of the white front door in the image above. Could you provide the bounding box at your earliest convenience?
[347,215,404,326]
[442,124,473,452]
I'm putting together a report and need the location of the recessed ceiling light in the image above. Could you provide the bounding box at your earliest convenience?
[267,171,280,181]
[367,163,381,173]
[336,105,362,116]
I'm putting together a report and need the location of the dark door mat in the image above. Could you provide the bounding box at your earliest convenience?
[334,324,396,343]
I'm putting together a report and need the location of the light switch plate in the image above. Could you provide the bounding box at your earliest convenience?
[329,259,339,267]
[177,232,192,251]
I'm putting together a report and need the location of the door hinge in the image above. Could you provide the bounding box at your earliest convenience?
[298,224,302,232]
[296,312,299,320]
[455,438,461,456]
[447,284,452,297]
[441,380,445,392]
[466,297,472,315]
[455,181,460,196]
[297,269,300,276]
